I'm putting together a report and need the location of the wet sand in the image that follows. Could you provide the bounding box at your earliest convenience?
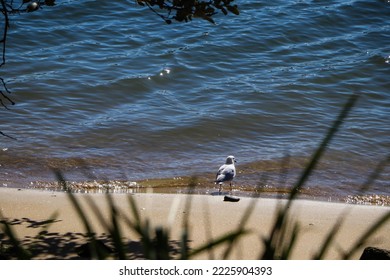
[0,187,389,259]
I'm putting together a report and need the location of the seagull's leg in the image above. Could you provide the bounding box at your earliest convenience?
[218,183,222,194]
[230,182,232,194]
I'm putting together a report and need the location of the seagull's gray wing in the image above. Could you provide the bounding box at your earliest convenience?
[216,164,235,183]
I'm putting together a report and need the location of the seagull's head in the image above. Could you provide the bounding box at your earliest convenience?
[226,155,236,164]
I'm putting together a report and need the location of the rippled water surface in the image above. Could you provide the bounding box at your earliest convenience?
[1,0,389,200]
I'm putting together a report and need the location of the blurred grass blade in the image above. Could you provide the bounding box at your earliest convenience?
[222,197,258,259]
[53,168,105,259]
[312,215,345,260]
[123,195,160,259]
[261,93,359,260]
[179,228,190,260]
[280,222,300,260]
[105,193,127,259]
[82,193,127,259]
[0,214,31,259]
[343,210,390,260]
[358,155,389,194]
[127,195,142,227]
[178,177,196,259]
[189,228,251,258]
[154,226,171,259]
[289,93,359,202]
[53,169,94,235]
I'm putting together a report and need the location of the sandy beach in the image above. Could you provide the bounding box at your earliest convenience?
[0,187,389,260]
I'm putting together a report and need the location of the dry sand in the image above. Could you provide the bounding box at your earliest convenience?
[0,187,389,259]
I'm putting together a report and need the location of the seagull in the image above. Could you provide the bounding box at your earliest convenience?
[215,155,237,193]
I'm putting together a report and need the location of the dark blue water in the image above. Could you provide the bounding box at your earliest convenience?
[0,0,389,200]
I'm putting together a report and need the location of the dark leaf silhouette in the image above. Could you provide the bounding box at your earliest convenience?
[137,0,240,24]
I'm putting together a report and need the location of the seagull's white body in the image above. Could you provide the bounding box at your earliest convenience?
[215,155,236,192]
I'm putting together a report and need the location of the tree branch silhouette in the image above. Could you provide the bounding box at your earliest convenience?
[138,0,240,24]
[0,0,239,137]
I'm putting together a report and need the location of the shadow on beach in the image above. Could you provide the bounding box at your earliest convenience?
[0,217,185,260]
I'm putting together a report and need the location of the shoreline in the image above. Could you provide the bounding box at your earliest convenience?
[4,174,390,207]
[1,187,389,259]
[2,154,389,207]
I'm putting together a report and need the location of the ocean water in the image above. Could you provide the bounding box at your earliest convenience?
[0,0,389,201]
